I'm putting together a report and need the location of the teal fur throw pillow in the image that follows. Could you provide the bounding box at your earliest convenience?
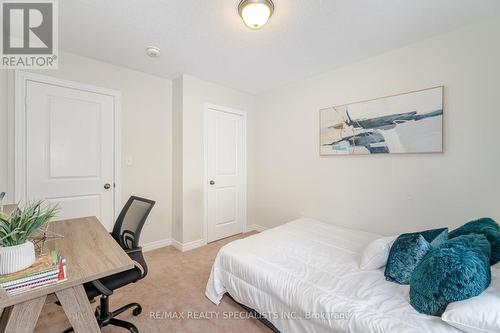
[384,228,448,285]
[449,218,500,265]
[409,234,491,316]
[419,228,448,247]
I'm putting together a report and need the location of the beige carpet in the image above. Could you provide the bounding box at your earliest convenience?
[35,232,270,333]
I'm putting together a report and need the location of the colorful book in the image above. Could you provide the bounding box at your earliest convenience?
[1,270,59,288]
[0,251,67,295]
[6,276,59,294]
[0,251,59,285]
[4,261,66,295]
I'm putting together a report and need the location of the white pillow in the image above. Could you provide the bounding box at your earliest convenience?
[442,267,500,333]
[359,235,397,270]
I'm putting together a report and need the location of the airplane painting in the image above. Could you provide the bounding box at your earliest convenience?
[320,86,443,155]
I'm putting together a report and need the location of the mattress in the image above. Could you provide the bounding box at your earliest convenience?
[206,218,461,333]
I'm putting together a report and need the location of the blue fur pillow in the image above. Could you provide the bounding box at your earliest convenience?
[419,228,448,247]
[449,217,500,265]
[409,234,491,316]
[384,228,448,285]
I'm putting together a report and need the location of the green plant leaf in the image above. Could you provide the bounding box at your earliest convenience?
[0,200,59,247]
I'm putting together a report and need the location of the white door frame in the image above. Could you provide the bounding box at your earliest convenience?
[203,103,247,244]
[14,71,122,221]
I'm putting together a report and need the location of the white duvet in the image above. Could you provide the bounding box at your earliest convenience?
[206,218,461,333]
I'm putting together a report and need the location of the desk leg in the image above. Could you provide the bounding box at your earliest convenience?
[56,285,100,333]
[0,296,46,333]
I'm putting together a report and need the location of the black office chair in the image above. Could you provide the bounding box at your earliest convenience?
[62,196,155,333]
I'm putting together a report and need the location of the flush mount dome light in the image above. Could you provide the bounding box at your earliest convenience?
[238,0,274,30]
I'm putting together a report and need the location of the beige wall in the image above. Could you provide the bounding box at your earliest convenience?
[174,74,255,243]
[0,73,8,198]
[171,76,184,242]
[0,52,173,245]
[253,19,500,235]
[2,18,498,247]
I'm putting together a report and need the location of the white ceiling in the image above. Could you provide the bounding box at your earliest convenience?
[60,0,500,94]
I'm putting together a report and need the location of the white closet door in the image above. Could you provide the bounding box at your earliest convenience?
[206,107,245,242]
[25,80,115,230]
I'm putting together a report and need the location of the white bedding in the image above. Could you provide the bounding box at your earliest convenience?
[206,218,461,333]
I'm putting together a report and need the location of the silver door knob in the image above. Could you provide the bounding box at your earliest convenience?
[209,180,215,185]
[104,183,111,190]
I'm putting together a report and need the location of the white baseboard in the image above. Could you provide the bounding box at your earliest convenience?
[172,238,206,252]
[142,238,172,252]
[141,228,267,253]
[141,237,207,253]
[171,239,183,251]
[183,238,206,251]
[246,224,268,232]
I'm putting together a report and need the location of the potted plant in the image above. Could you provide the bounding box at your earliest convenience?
[0,198,58,274]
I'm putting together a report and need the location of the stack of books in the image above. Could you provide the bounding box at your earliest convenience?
[0,251,67,295]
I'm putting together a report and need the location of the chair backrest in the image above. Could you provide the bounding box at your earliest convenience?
[111,196,155,250]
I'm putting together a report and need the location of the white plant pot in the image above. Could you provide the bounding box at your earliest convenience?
[0,241,36,275]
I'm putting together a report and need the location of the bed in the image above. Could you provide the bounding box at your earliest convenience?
[206,218,461,333]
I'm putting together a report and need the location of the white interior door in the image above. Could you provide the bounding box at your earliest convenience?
[206,107,246,242]
[25,80,115,230]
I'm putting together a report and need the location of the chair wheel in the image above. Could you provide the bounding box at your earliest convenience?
[132,306,142,316]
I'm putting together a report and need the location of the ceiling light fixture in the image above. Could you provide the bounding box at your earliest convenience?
[238,0,274,30]
[146,46,161,58]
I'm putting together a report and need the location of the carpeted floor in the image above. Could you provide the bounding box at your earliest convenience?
[34,232,270,333]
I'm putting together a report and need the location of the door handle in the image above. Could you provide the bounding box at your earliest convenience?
[209,180,215,185]
[104,183,111,190]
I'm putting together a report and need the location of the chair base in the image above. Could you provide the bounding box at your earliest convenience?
[62,295,142,333]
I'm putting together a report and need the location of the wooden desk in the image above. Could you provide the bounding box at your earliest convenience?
[0,217,134,333]
[1,205,16,216]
